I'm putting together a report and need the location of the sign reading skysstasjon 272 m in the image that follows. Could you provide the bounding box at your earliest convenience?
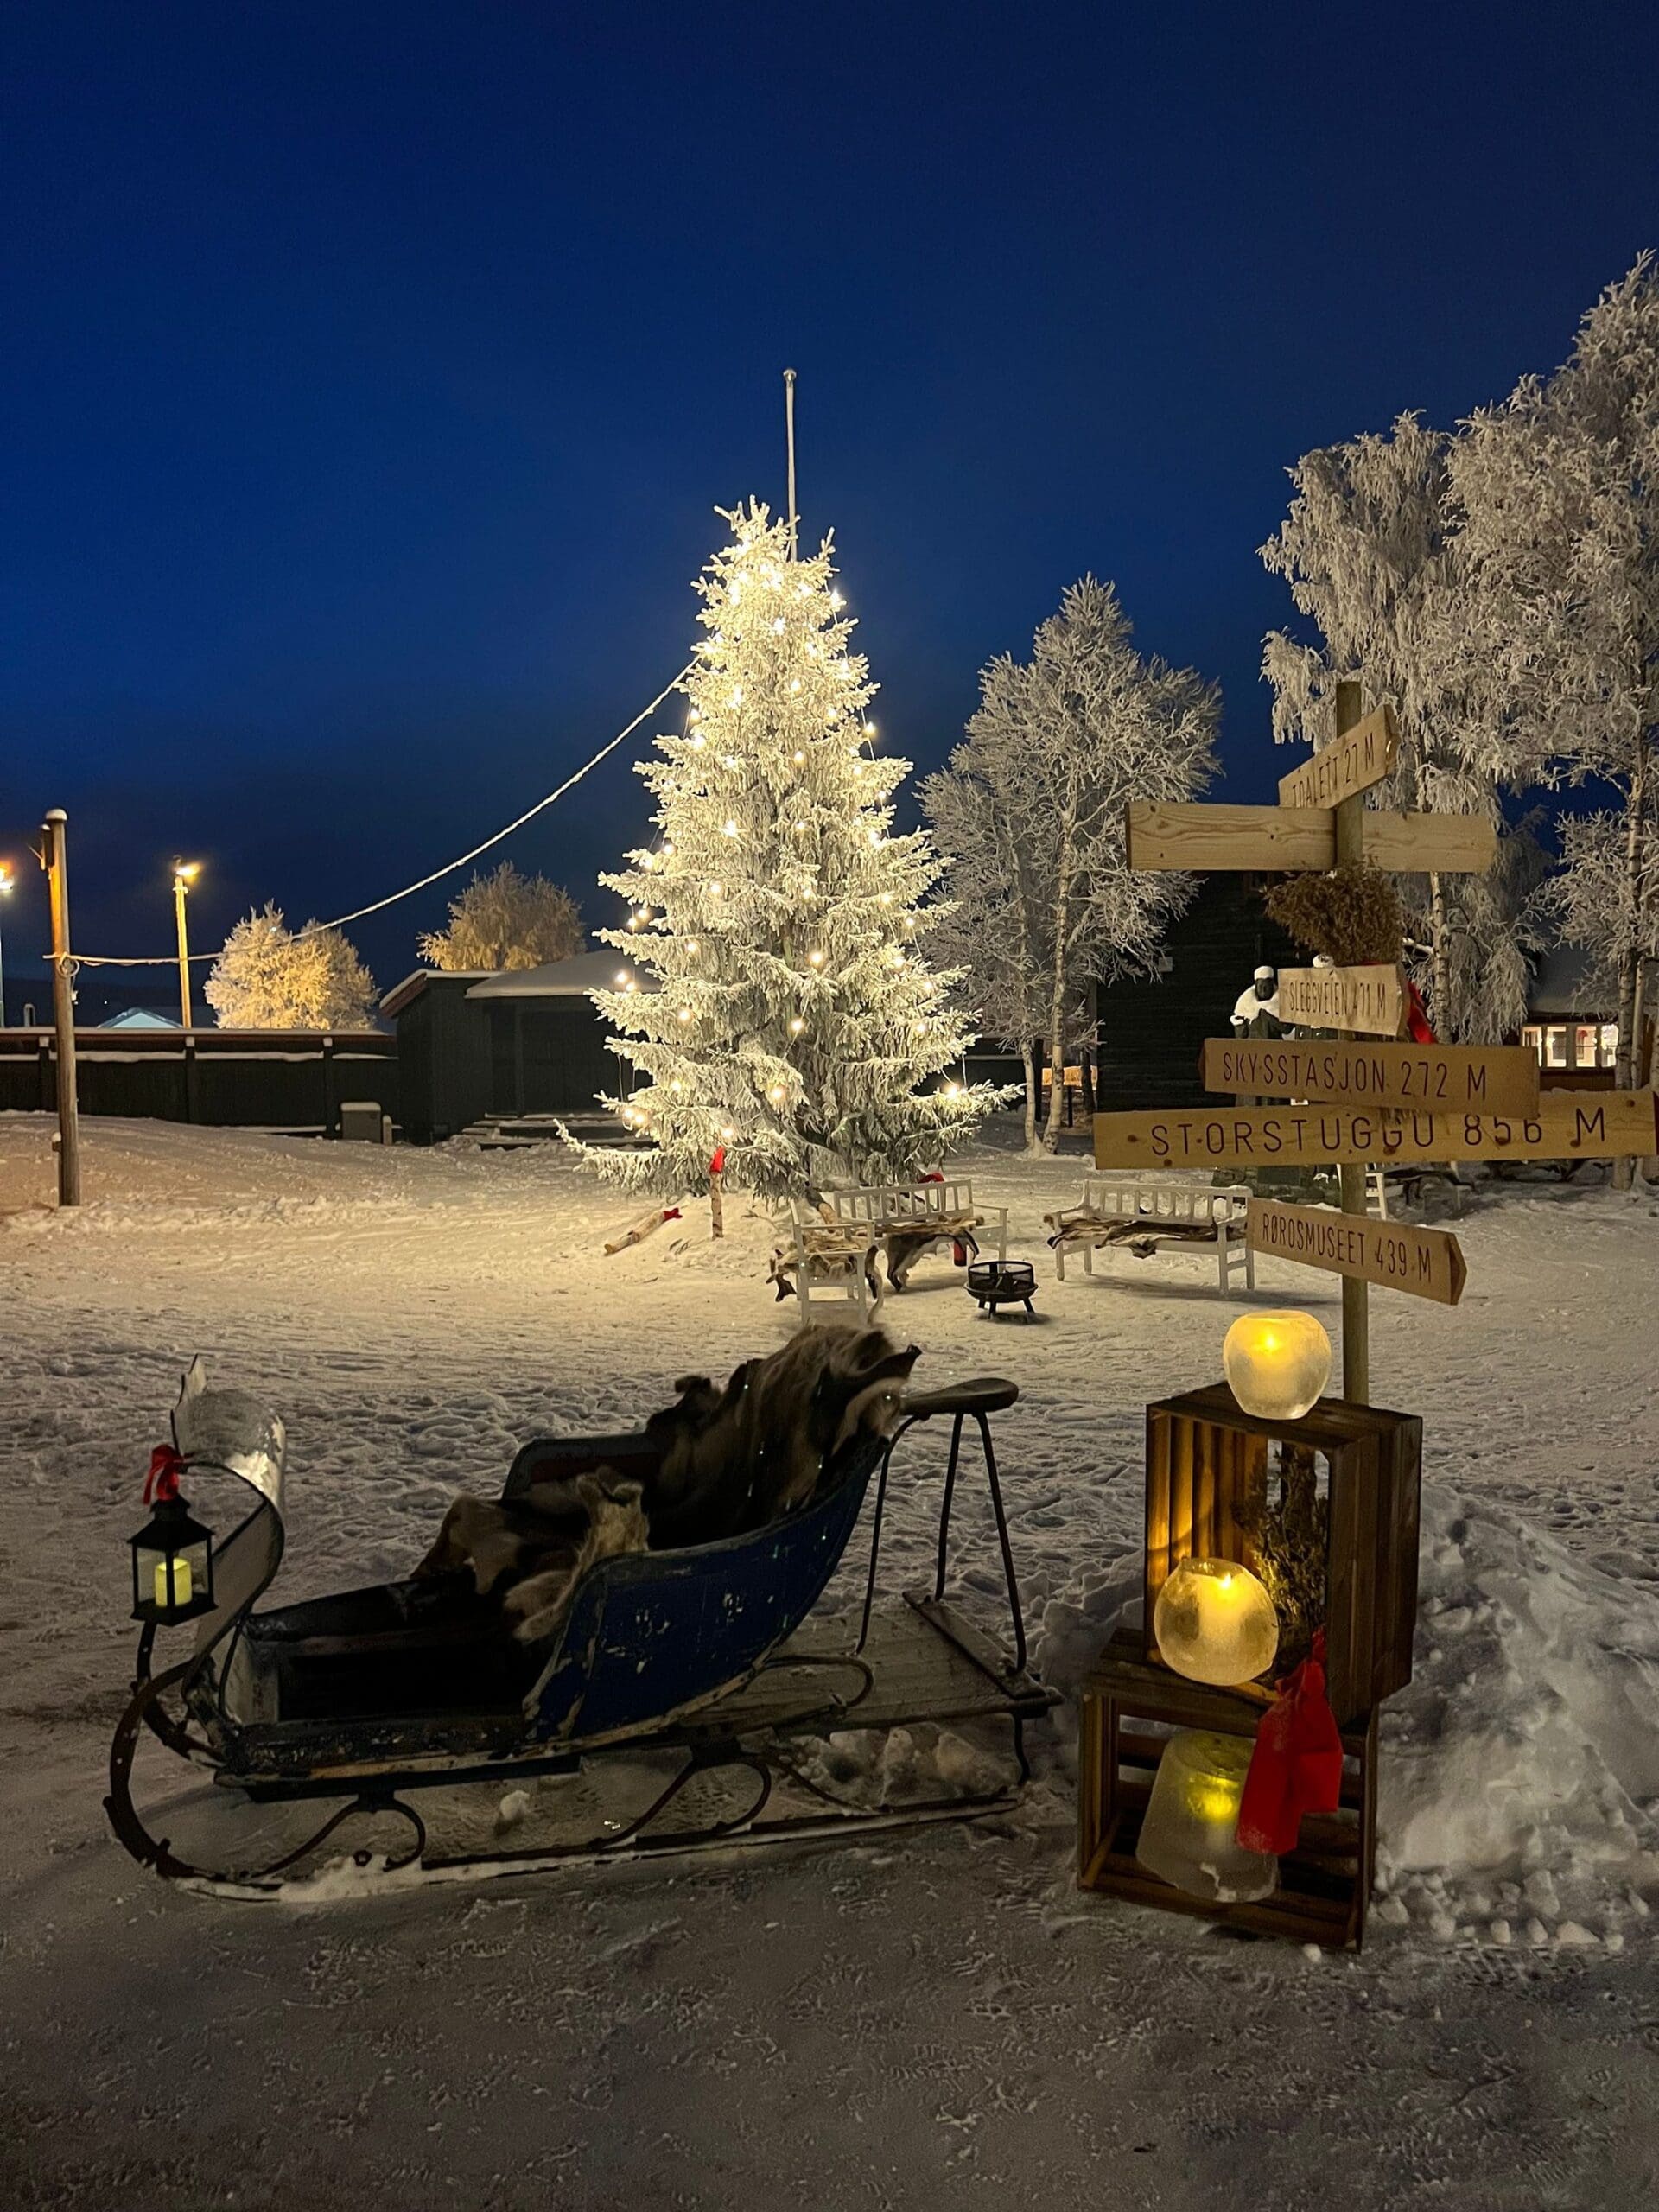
[1092,1090,1659,1171]
[1201,1037,1541,1116]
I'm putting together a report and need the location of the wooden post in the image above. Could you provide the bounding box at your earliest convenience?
[784,367,798,556]
[709,1167,724,1241]
[1332,681,1369,1403]
[41,809,81,1208]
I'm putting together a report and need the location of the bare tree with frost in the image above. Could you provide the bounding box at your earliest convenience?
[205,905,378,1030]
[1259,414,1541,1040]
[944,579,1217,1151]
[1451,255,1659,1110]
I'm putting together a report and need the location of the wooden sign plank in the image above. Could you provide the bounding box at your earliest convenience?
[1093,1089,1658,1170]
[1278,706,1399,810]
[1126,802,1334,871]
[1277,964,1404,1036]
[1359,811,1497,874]
[1126,803,1497,876]
[1247,1198,1467,1306]
[1202,1037,1541,1116]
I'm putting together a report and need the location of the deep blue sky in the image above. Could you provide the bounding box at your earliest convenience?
[4,3,1656,999]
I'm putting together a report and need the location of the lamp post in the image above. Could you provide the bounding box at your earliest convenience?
[172,861,201,1027]
[0,861,12,1027]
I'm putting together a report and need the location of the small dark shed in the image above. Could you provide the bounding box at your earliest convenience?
[385,951,649,1143]
[1090,877,1300,1110]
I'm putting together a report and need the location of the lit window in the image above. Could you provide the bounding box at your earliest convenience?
[1544,1026,1568,1069]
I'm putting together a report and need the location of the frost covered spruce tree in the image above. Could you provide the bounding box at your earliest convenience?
[580,502,1002,1202]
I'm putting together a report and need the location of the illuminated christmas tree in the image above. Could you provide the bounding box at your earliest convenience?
[583,501,1002,1200]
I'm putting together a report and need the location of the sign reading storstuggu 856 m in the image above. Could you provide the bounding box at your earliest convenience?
[1092,1090,1659,1170]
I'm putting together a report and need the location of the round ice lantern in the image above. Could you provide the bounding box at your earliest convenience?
[1135,1728,1278,1904]
[1154,1557,1279,1688]
[1222,1309,1331,1421]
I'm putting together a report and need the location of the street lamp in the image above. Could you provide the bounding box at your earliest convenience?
[0,861,12,1027]
[172,861,201,1028]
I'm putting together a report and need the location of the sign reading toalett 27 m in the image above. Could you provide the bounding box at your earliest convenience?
[1092,1090,1658,1170]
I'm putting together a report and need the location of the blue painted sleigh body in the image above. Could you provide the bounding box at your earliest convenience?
[203,1424,886,1780]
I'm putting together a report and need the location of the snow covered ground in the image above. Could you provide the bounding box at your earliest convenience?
[3,1113,1656,2209]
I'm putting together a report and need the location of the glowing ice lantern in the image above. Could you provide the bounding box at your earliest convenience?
[1154,1557,1278,1687]
[1135,1728,1277,1904]
[1222,1309,1332,1421]
[129,1494,216,1627]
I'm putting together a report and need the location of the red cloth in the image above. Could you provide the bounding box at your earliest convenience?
[143,1445,186,1505]
[708,1147,726,1176]
[1406,979,1436,1043]
[1235,1630,1344,1855]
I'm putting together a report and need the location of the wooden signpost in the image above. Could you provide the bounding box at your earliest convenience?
[1124,802,1497,877]
[1201,1037,1541,1116]
[1092,1088,1658,1172]
[1110,676,1659,1396]
[1245,1198,1466,1307]
[1276,703,1399,810]
[1276,963,1405,1036]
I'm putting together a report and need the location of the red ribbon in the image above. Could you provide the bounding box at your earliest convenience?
[143,1445,187,1505]
[663,1208,682,1223]
[1235,1628,1344,1856]
[709,1147,727,1176]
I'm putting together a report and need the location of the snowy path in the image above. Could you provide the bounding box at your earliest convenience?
[2,1116,1656,2209]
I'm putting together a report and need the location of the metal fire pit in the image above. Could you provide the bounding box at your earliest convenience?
[967,1260,1037,1319]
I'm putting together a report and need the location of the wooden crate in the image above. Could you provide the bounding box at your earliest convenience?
[1144,1382,1421,1726]
[1078,1630,1377,1949]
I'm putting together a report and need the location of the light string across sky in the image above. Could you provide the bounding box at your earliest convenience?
[65,664,696,968]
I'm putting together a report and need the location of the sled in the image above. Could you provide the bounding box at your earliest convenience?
[108,1363,1054,1895]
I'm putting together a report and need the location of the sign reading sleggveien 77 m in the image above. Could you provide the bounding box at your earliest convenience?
[1092,1090,1659,1170]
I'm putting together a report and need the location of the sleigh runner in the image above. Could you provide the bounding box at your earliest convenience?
[108,1358,1052,1894]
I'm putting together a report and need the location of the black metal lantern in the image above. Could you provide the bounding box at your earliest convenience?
[130,1492,216,1625]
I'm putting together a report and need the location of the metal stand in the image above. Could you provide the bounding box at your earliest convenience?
[858,1378,1027,1674]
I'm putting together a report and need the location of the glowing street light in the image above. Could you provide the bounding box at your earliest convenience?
[0,861,13,1027]
[173,861,201,1028]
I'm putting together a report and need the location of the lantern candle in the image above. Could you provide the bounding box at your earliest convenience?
[1222,1309,1332,1421]
[1135,1728,1277,1904]
[1154,1556,1278,1687]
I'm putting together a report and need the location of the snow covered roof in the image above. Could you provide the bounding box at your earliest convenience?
[99,1007,182,1030]
[465,951,658,999]
[378,969,493,1017]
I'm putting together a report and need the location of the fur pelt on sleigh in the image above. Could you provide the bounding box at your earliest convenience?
[416,1325,921,1643]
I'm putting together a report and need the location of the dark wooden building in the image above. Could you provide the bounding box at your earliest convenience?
[1090,877,1300,1110]
[385,951,647,1143]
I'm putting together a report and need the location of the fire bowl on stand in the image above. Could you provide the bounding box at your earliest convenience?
[967,1260,1037,1319]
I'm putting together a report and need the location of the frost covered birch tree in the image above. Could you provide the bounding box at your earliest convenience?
[943,579,1217,1151]
[205,906,378,1029]
[1452,256,1659,1104]
[922,731,1058,1147]
[419,862,583,971]
[576,503,1005,1201]
[1259,415,1538,1040]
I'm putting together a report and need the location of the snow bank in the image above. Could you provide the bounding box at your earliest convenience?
[1033,1488,1659,1952]
[1372,1488,1659,1950]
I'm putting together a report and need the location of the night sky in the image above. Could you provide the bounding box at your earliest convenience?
[5,3,1656,1004]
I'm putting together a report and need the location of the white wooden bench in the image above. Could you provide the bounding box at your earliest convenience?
[831,1178,1008,1292]
[1044,1178,1254,1296]
[776,1200,885,1319]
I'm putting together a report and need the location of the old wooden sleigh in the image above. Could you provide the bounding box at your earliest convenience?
[107,1364,1053,1896]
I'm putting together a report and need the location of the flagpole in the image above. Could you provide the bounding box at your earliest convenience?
[784,368,798,556]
